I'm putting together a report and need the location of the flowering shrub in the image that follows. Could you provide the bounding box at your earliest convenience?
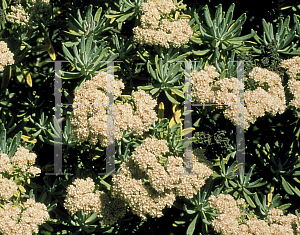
[0,0,300,234]
[111,137,213,220]
[0,198,49,235]
[209,193,300,235]
[0,132,49,235]
[133,0,193,48]
[70,71,158,147]
[191,65,287,129]
[64,177,126,225]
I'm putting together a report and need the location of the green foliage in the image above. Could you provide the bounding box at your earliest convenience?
[173,178,220,235]
[224,164,268,208]
[252,14,300,57]
[255,142,300,197]
[61,34,119,82]
[254,193,291,218]
[138,54,185,104]
[105,0,145,30]
[61,5,113,41]
[192,3,255,65]
[1,0,300,234]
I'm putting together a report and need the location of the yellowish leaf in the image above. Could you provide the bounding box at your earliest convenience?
[48,43,56,61]
[21,135,37,143]
[158,102,164,122]
[18,185,27,194]
[179,14,191,19]
[13,190,20,198]
[110,18,116,24]
[175,11,180,20]
[23,71,32,87]
[181,127,195,137]
[169,117,176,129]
[267,185,275,207]
[228,23,235,31]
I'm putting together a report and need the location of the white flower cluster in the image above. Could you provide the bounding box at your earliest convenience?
[209,194,300,235]
[133,0,193,48]
[64,177,126,225]
[71,71,158,147]
[0,199,49,235]
[280,56,300,117]
[191,65,287,130]
[111,137,213,220]
[0,41,14,72]
[6,4,29,25]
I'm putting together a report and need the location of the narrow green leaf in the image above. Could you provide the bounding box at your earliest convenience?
[215,4,222,27]
[278,203,291,210]
[281,31,296,49]
[227,30,255,42]
[0,124,6,154]
[94,7,102,24]
[193,48,211,56]
[137,85,155,90]
[167,63,181,81]
[73,45,84,66]
[283,15,290,31]
[164,90,180,104]
[8,131,22,158]
[254,193,263,208]
[168,74,183,84]
[61,71,82,79]
[224,3,235,27]
[290,184,300,197]
[187,214,199,235]
[243,191,256,208]
[116,12,134,23]
[281,175,294,195]
[228,180,237,187]
[62,45,74,61]
[68,15,84,32]
[150,87,160,96]
[147,61,159,81]
[86,5,93,25]
[170,88,185,99]
[85,212,98,224]
[204,5,213,28]
[262,19,271,42]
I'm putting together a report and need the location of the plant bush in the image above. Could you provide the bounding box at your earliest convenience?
[0,0,300,234]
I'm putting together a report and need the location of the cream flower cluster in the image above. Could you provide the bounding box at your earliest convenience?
[209,193,300,235]
[133,0,193,48]
[64,177,102,216]
[280,56,300,117]
[64,177,126,225]
[280,56,300,79]
[0,198,49,235]
[10,147,41,175]
[0,174,18,201]
[0,148,41,176]
[0,148,41,202]
[111,137,213,220]
[0,41,14,72]
[191,66,287,130]
[6,4,29,25]
[71,71,158,147]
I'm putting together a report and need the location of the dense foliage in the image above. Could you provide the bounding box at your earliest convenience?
[0,0,300,234]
